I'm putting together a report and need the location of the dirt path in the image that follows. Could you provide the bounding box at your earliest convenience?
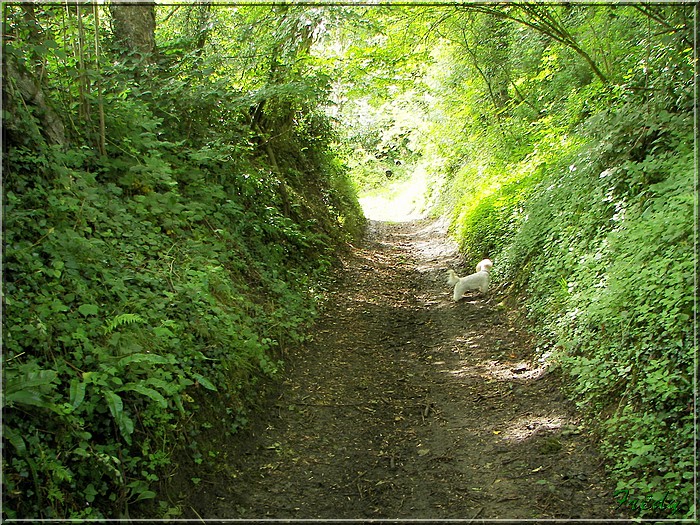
[183,218,623,520]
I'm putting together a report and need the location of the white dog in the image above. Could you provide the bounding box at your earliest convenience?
[447,259,493,301]
[475,259,493,273]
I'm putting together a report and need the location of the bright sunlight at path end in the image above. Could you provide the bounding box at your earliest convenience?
[359,165,431,222]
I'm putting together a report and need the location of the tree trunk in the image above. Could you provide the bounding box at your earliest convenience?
[3,51,66,147]
[93,3,106,156]
[109,3,156,63]
[488,16,511,111]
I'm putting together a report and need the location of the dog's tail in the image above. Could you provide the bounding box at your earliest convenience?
[446,269,460,286]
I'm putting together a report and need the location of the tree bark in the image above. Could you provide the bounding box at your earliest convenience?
[93,3,106,156]
[109,3,156,63]
[3,51,66,146]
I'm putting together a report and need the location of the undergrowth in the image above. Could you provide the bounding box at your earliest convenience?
[444,97,695,518]
[2,46,364,520]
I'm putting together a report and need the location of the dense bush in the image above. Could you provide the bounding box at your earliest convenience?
[503,107,695,512]
[450,119,695,521]
[2,4,363,519]
[3,121,361,520]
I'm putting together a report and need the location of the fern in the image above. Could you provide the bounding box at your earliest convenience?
[104,313,146,335]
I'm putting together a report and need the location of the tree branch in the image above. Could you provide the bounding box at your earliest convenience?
[457,4,609,85]
[631,4,693,49]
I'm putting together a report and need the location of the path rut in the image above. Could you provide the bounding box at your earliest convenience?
[183,218,623,520]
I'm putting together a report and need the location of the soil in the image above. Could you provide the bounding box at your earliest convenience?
[172,218,626,521]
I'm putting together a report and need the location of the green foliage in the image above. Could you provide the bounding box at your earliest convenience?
[2,4,363,520]
[3,135,358,518]
[5,2,695,520]
[550,146,695,517]
[313,7,433,196]
[446,69,694,523]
